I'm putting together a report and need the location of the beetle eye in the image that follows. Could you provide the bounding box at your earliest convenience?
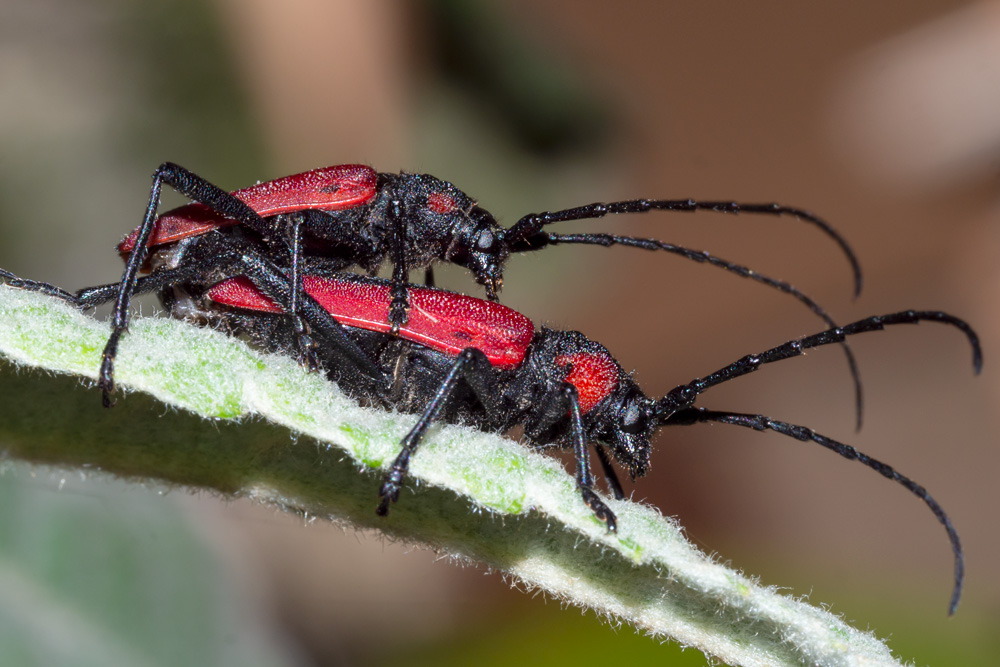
[476,229,495,251]
[621,400,646,434]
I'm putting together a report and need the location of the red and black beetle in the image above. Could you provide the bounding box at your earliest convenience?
[202,270,980,616]
[0,240,981,615]
[101,162,866,417]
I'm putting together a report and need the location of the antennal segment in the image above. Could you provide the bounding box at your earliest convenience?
[656,310,982,421]
[507,199,862,298]
[544,231,866,428]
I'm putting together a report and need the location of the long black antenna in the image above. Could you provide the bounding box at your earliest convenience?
[666,406,964,615]
[507,199,863,298]
[655,310,982,421]
[543,231,865,429]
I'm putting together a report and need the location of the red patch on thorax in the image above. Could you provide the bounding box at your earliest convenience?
[555,352,620,413]
[426,191,457,214]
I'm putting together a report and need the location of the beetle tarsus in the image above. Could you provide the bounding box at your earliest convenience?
[388,284,409,335]
[376,468,404,516]
[292,316,319,371]
[99,355,117,408]
[581,487,617,532]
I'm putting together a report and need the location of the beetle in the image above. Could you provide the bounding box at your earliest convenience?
[198,270,980,616]
[0,257,980,614]
[101,162,866,416]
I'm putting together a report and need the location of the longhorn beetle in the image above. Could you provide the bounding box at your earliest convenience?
[103,163,867,422]
[5,261,978,615]
[203,271,979,616]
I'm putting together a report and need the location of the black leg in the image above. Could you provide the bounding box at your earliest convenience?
[147,162,275,238]
[61,184,158,402]
[563,384,617,531]
[655,310,982,420]
[387,198,410,333]
[521,382,618,529]
[507,198,862,297]
[594,444,625,500]
[207,241,384,383]
[82,262,226,305]
[5,239,385,401]
[1,269,78,303]
[116,242,384,403]
[101,162,280,406]
[667,406,964,615]
[3,264,220,309]
[423,266,435,288]
[285,215,318,370]
[377,347,494,515]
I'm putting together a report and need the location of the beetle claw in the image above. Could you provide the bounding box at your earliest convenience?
[99,356,117,408]
[581,487,617,532]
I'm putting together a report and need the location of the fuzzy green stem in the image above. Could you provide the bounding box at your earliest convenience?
[0,285,905,667]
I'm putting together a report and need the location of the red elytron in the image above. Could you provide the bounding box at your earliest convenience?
[119,165,377,252]
[208,274,534,370]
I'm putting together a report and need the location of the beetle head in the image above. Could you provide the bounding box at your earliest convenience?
[449,206,509,299]
[401,174,510,300]
[591,381,656,479]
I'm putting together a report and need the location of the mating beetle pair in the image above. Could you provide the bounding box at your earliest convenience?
[108,163,866,414]
[0,162,981,614]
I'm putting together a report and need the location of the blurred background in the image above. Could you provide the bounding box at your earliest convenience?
[1,0,998,664]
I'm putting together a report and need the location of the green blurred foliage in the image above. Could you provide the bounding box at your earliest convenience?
[377,600,711,666]
[113,0,267,179]
[0,469,295,666]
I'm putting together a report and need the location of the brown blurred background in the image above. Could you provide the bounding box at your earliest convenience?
[1,0,998,664]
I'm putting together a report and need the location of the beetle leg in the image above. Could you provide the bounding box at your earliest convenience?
[74,264,213,309]
[387,198,410,334]
[377,347,494,516]
[285,214,318,371]
[562,384,617,531]
[211,239,385,384]
[98,235,384,407]
[1,269,78,303]
[521,382,617,529]
[594,444,625,500]
[2,265,227,311]
[102,162,279,407]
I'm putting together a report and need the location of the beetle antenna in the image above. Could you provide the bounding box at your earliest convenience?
[507,199,862,298]
[654,310,981,422]
[543,231,866,429]
[665,406,964,615]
